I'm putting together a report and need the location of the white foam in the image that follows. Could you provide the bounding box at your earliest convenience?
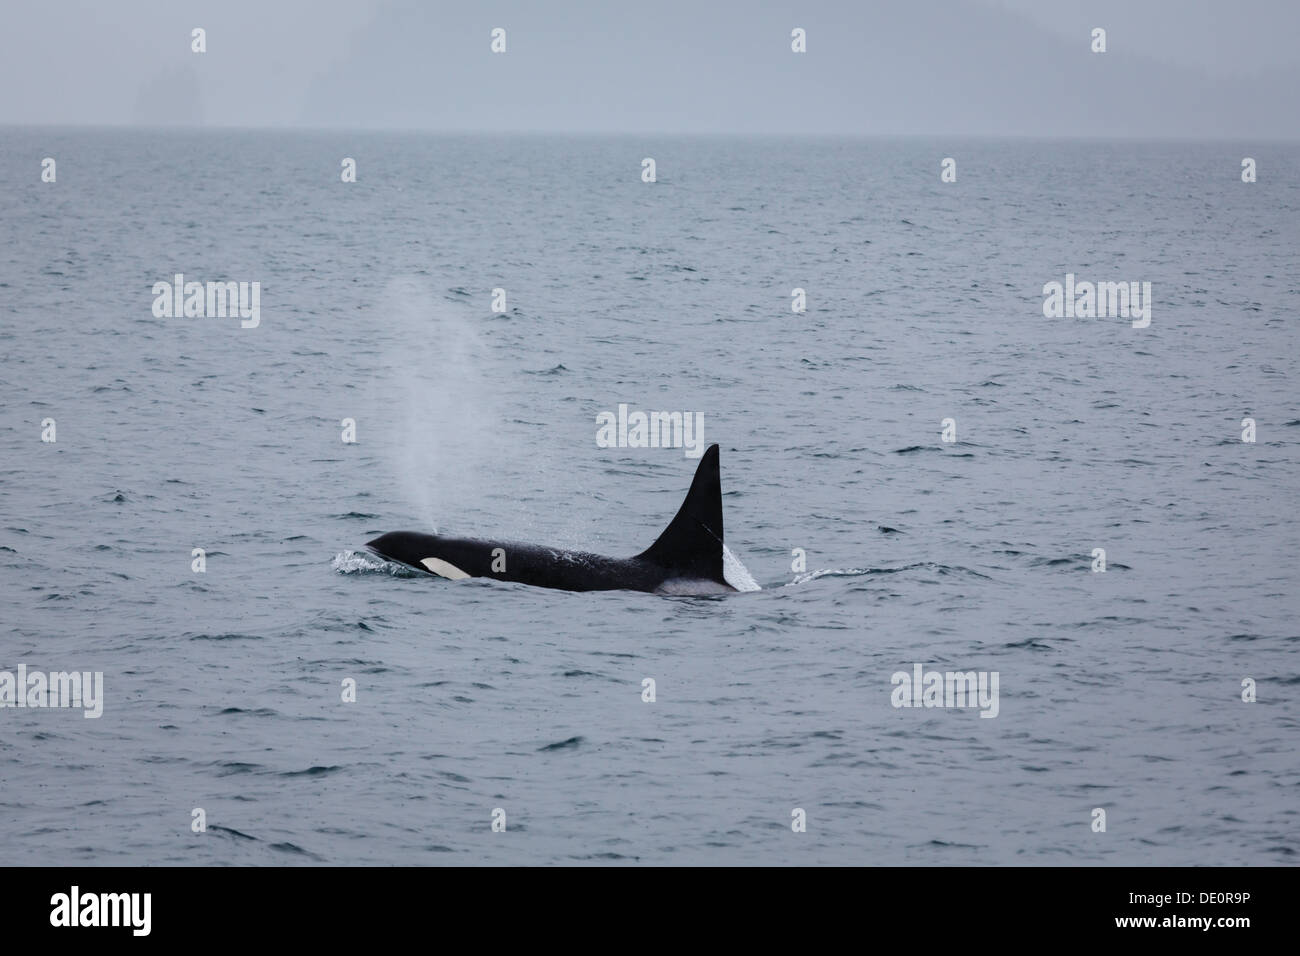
[331,550,416,576]
[788,567,871,585]
[721,543,762,592]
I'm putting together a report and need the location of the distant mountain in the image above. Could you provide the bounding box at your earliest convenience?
[298,0,1300,137]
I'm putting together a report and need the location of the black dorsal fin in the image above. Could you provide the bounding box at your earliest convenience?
[635,444,726,582]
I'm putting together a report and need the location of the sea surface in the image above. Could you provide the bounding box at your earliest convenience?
[1,129,1297,865]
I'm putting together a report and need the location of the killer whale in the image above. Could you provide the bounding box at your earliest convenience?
[366,443,738,594]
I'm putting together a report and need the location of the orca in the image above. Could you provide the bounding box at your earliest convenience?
[366,443,741,594]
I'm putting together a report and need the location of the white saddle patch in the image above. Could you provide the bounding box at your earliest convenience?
[420,556,470,580]
[656,577,732,596]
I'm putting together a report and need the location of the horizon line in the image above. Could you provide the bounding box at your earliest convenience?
[3,122,1296,144]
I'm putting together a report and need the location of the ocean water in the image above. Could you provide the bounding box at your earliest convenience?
[1,129,1297,865]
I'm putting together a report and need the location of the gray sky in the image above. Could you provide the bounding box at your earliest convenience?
[1,0,1296,137]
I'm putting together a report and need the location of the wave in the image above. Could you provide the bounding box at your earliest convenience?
[331,550,420,577]
[789,562,992,585]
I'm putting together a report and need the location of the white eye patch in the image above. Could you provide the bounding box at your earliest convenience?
[419,557,470,580]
